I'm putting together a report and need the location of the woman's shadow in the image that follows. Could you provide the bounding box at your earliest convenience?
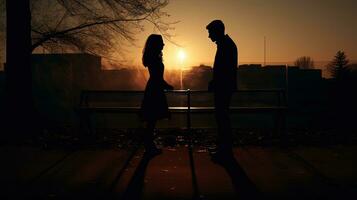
[120,153,155,200]
[118,153,261,200]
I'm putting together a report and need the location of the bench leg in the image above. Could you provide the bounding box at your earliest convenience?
[277,111,287,145]
[79,111,95,138]
[274,111,287,140]
[274,112,280,140]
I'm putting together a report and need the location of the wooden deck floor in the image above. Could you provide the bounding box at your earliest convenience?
[1,144,357,199]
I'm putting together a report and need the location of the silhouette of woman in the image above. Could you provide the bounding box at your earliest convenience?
[140,34,173,156]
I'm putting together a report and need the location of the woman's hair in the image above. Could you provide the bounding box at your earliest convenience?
[142,34,163,67]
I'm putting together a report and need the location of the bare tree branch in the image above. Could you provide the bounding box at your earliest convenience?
[31,14,152,50]
[30,0,173,62]
[294,56,314,69]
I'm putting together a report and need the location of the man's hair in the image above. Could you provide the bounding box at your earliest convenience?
[206,20,225,33]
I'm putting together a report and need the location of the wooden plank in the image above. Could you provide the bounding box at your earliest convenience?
[0,145,71,198]
[140,147,193,200]
[234,146,335,199]
[189,106,287,113]
[5,145,353,199]
[291,145,357,187]
[192,147,237,200]
[19,148,132,199]
[81,89,286,94]
[111,148,145,198]
[77,106,287,113]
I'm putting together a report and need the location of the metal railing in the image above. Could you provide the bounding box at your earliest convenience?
[78,89,288,137]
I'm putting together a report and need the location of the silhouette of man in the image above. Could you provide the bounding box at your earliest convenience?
[206,20,237,162]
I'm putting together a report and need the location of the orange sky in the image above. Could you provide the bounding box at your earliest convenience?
[124,0,357,70]
[0,0,356,72]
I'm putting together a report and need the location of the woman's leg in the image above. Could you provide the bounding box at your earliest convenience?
[143,119,157,150]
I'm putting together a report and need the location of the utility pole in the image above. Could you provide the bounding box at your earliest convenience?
[263,36,266,67]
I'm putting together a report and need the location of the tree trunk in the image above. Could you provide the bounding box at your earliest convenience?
[5,0,34,139]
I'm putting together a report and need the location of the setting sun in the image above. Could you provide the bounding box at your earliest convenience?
[177,49,187,64]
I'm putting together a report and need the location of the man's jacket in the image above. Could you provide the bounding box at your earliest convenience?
[210,34,238,92]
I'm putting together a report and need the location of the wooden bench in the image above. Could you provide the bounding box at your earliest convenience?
[77,89,288,138]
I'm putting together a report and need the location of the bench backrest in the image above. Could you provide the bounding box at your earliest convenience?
[79,89,288,109]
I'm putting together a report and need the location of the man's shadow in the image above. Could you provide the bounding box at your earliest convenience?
[120,154,154,200]
[216,156,262,199]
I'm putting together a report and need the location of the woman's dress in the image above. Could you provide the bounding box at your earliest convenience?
[140,60,171,121]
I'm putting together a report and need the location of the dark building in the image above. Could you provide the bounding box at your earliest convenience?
[32,53,101,126]
[183,65,212,90]
[238,65,287,89]
[98,68,147,90]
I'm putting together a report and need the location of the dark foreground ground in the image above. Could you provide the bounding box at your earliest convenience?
[1,129,357,199]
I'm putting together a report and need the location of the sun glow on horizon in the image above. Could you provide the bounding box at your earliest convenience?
[177,49,187,64]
